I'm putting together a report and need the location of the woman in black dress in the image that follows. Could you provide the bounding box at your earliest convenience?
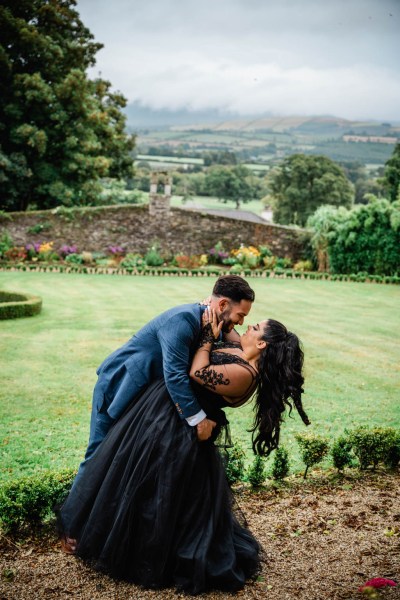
[58,311,309,595]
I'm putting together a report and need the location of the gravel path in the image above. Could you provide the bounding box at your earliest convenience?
[1,472,399,600]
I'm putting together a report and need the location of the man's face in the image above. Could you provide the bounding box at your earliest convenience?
[219,299,252,332]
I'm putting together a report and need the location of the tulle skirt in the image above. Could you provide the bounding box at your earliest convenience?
[58,379,260,595]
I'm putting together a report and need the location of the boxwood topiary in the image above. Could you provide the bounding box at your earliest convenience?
[0,290,42,320]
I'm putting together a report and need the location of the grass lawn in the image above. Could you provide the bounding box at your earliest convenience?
[170,195,265,215]
[1,271,399,481]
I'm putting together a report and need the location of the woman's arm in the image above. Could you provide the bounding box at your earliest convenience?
[189,309,253,401]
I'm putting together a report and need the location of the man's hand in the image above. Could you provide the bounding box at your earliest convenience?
[196,417,217,441]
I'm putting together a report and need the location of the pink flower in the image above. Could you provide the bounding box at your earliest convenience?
[359,578,397,591]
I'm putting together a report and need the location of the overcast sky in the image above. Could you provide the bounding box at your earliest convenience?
[75,0,400,122]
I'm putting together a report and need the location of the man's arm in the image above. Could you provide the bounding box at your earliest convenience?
[158,313,216,440]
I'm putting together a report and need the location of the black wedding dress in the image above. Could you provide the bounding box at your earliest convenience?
[58,348,260,595]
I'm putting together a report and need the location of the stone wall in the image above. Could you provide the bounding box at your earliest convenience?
[0,203,308,260]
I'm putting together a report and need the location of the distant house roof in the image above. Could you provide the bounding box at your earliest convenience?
[179,205,269,224]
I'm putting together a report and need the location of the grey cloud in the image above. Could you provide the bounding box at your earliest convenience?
[76,0,400,120]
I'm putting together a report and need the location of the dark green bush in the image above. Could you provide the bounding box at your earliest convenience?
[295,433,330,479]
[383,431,400,469]
[0,469,75,533]
[247,455,266,487]
[223,443,245,485]
[271,446,290,480]
[144,244,164,267]
[348,426,399,470]
[0,290,42,319]
[331,435,354,472]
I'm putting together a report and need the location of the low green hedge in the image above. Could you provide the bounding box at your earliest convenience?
[1,262,399,283]
[0,468,76,533]
[0,289,42,319]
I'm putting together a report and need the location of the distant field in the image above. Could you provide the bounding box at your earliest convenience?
[1,272,399,480]
[170,195,265,214]
[136,119,397,165]
[136,154,204,165]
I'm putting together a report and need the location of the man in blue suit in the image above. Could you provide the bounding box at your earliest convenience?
[84,275,254,459]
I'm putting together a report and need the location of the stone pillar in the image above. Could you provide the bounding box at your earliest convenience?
[149,172,171,219]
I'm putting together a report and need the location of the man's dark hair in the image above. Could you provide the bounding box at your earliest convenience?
[212,275,255,303]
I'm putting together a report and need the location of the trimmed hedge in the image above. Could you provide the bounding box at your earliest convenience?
[0,289,42,319]
[0,468,75,533]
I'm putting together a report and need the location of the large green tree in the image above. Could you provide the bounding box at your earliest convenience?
[268,154,354,226]
[382,143,400,202]
[204,165,261,209]
[0,0,134,211]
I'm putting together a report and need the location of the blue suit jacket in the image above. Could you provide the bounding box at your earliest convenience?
[96,303,205,421]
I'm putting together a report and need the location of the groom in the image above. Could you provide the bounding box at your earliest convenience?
[82,274,254,461]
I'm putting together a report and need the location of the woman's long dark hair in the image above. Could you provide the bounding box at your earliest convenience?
[251,319,310,456]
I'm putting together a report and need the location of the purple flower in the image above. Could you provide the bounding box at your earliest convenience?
[108,246,125,255]
[60,245,78,258]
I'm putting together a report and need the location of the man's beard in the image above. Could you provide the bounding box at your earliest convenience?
[219,308,234,333]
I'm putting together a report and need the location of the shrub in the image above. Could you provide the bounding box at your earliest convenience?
[0,469,75,533]
[295,433,330,479]
[0,290,42,320]
[144,244,164,267]
[0,231,14,258]
[331,435,354,472]
[247,455,266,487]
[65,253,83,265]
[120,253,145,269]
[4,246,27,261]
[293,259,313,272]
[271,446,290,480]
[348,426,399,470]
[223,443,246,485]
[231,245,261,269]
[383,430,400,470]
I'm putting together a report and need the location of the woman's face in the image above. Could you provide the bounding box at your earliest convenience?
[241,320,269,347]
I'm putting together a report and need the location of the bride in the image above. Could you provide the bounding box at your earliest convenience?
[58,308,309,595]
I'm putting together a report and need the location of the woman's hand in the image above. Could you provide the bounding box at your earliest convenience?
[202,307,223,340]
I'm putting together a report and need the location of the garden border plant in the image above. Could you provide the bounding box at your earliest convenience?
[0,289,42,319]
[1,426,398,534]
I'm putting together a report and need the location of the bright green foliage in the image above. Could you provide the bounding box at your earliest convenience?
[331,436,354,472]
[268,154,354,226]
[0,231,14,257]
[0,468,75,532]
[204,165,260,209]
[0,0,134,211]
[223,443,246,485]
[382,143,400,202]
[308,197,400,275]
[247,455,266,487]
[271,446,290,480]
[295,433,330,479]
[348,426,399,470]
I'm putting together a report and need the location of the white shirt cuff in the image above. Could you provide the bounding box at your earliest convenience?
[186,410,207,426]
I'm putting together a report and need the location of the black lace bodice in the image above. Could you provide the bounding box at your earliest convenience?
[192,341,259,412]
